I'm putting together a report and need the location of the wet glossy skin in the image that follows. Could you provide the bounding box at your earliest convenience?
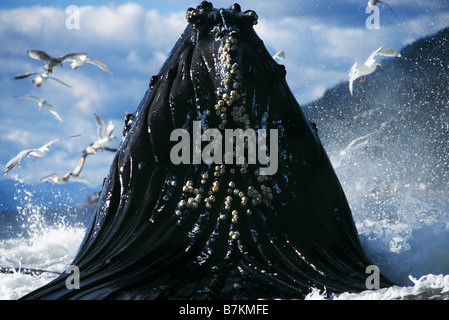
[22,2,393,299]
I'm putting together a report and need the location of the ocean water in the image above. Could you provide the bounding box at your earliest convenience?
[1,178,448,300]
[0,185,93,300]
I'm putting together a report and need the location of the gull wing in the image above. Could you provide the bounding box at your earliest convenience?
[47,76,72,88]
[69,175,93,184]
[94,113,107,140]
[348,62,360,79]
[365,46,401,65]
[272,51,285,61]
[14,73,39,80]
[377,1,396,15]
[348,62,359,96]
[72,154,87,177]
[14,95,42,102]
[45,103,64,122]
[106,121,115,138]
[27,50,54,62]
[372,46,401,58]
[40,173,60,182]
[86,58,113,74]
[61,53,87,62]
[4,149,33,174]
[42,134,81,149]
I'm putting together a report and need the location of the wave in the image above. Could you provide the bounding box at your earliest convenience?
[1,185,448,300]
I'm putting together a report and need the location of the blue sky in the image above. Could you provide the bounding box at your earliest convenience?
[1,0,449,188]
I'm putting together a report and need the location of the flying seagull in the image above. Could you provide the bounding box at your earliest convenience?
[27,50,74,73]
[329,122,387,168]
[14,72,72,88]
[14,95,64,122]
[348,45,401,95]
[92,112,117,150]
[3,134,81,175]
[64,53,113,74]
[41,172,92,186]
[272,51,285,61]
[367,0,395,15]
[64,113,118,179]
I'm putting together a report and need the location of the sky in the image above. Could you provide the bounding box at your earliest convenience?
[1,0,449,188]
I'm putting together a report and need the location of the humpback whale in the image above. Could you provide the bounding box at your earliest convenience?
[21,2,394,299]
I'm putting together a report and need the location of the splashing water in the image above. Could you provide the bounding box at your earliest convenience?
[304,113,449,299]
[2,117,449,300]
[0,181,92,299]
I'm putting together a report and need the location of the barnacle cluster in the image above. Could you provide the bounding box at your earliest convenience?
[173,7,273,241]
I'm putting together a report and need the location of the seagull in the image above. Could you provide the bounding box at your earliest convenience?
[65,141,117,180]
[14,72,72,88]
[329,122,387,168]
[63,53,113,74]
[61,114,118,180]
[367,0,395,15]
[14,96,64,122]
[41,172,92,186]
[92,113,117,150]
[3,134,81,175]
[348,45,401,95]
[272,51,285,61]
[27,50,74,73]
